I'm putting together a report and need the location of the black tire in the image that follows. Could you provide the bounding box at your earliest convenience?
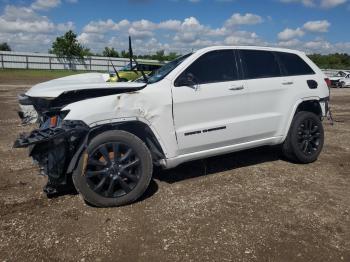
[282,111,324,163]
[72,130,153,207]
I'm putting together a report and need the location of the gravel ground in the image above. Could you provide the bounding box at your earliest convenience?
[0,81,349,262]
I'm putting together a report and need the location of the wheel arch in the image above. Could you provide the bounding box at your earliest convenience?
[89,121,166,162]
[67,120,167,175]
[282,98,323,142]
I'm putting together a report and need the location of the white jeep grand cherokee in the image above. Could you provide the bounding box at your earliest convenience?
[14,46,330,207]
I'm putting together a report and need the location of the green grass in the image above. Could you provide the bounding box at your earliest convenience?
[0,69,105,84]
[0,69,94,78]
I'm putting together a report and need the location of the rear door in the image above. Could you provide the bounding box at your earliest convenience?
[172,49,250,155]
[238,49,290,140]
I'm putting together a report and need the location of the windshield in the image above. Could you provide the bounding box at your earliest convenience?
[335,71,346,77]
[145,53,192,84]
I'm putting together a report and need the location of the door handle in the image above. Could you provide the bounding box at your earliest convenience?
[282,81,294,85]
[229,85,244,91]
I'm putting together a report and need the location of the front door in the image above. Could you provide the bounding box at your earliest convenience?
[172,49,251,155]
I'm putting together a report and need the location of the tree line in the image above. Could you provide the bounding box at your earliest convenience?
[1,30,350,69]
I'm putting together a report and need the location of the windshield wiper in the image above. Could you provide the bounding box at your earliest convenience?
[128,36,148,83]
[109,60,120,81]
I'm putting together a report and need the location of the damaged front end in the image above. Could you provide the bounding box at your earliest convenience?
[14,73,150,197]
[14,111,89,196]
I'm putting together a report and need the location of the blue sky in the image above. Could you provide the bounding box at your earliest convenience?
[0,0,349,54]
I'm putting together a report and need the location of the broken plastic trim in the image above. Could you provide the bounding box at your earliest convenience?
[13,120,89,148]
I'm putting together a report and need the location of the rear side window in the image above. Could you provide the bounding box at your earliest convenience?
[180,50,238,84]
[276,52,315,76]
[239,50,281,79]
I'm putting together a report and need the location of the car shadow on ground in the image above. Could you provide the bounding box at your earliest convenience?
[59,145,283,206]
[153,145,283,184]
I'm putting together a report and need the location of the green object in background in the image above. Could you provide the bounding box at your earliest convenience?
[109,61,164,82]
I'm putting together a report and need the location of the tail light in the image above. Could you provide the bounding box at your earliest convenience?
[324,78,331,88]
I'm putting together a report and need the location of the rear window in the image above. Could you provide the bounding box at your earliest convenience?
[276,52,315,76]
[239,50,281,79]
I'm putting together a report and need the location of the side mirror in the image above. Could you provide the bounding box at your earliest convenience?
[175,73,199,90]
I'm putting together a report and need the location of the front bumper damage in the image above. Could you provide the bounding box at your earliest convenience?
[14,120,89,196]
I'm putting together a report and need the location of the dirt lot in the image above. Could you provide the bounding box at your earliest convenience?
[0,78,349,262]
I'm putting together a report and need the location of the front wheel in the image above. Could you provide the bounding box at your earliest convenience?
[282,111,324,163]
[73,130,153,207]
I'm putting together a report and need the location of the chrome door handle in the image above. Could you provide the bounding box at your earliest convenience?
[229,86,244,91]
[282,81,294,85]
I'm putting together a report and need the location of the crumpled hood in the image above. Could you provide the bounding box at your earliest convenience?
[26,72,146,98]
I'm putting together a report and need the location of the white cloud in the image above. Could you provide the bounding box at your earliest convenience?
[131,19,157,31]
[0,5,55,33]
[128,27,154,39]
[0,3,348,55]
[321,0,347,8]
[224,31,261,45]
[278,27,305,40]
[0,4,75,51]
[158,19,182,30]
[279,0,347,8]
[277,39,302,48]
[279,0,315,7]
[31,0,61,10]
[225,13,263,27]
[83,19,127,33]
[303,20,330,32]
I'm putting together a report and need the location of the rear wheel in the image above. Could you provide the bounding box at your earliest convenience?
[73,130,153,207]
[282,111,324,163]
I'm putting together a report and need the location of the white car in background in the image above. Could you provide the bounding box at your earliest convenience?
[329,70,350,87]
[338,74,350,88]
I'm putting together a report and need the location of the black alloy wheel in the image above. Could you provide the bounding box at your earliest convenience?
[296,118,322,156]
[73,130,153,207]
[282,111,324,163]
[86,142,141,198]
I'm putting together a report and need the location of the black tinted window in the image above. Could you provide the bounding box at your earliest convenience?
[276,52,315,76]
[240,50,281,79]
[179,50,237,85]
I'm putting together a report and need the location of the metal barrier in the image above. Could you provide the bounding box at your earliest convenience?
[0,51,158,71]
[0,51,348,76]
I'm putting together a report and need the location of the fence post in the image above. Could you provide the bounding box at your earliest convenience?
[90,57,92,71]
[25,55,29,69]
[1,54,3,69]
[49,57,51,70]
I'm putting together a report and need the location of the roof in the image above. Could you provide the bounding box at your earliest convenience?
[194,45,306,55]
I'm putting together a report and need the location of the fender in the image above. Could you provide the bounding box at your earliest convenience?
[89,117,169,158]
[66,119,169,173]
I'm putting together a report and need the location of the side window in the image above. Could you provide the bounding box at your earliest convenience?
[276,52,315,76]
[177,50,238,85]
[239,50,281,79]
